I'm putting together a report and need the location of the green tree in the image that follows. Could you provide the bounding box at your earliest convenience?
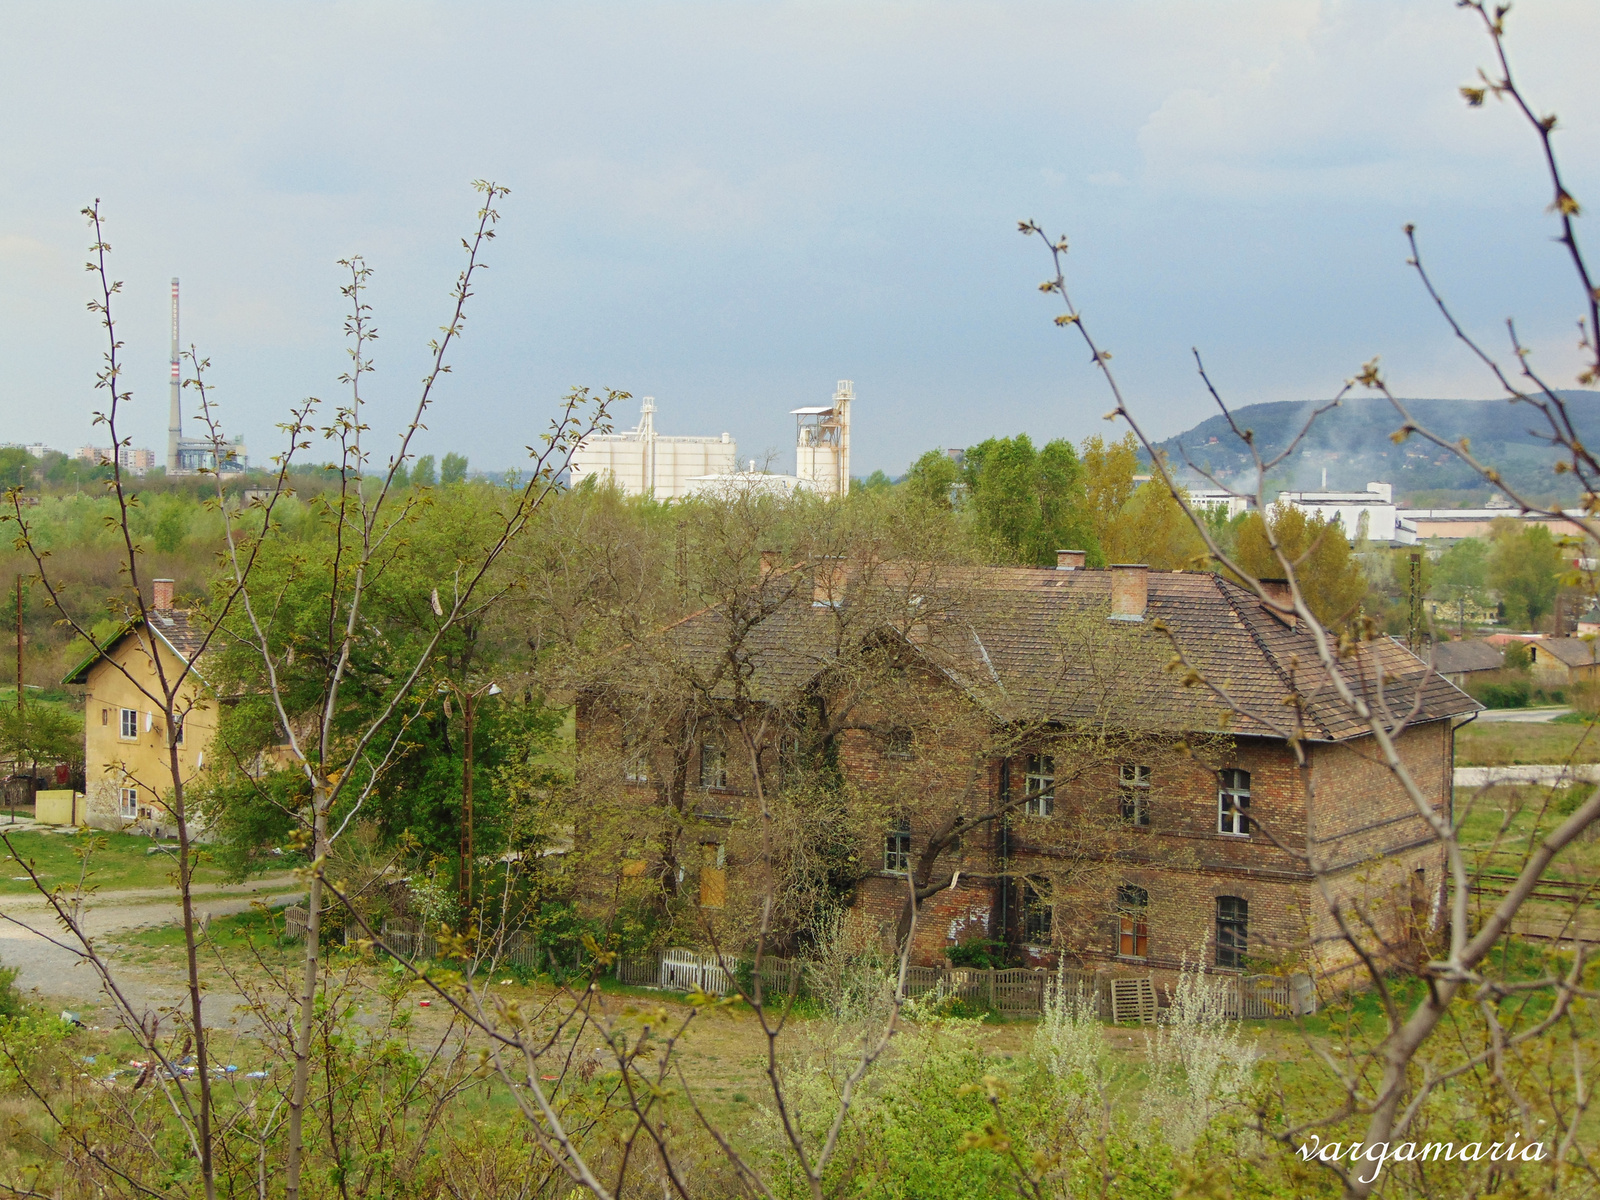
[1106,480,1208,571]
[0,703,84,783]
[1233,504,1366,627]
[1488,520,1564,629]
[1434,537,1488,601]
[963,434,1095,566]
[1079,431,1140,553]
[0,448,36,491]
[441,452,469,484]
[413,454,438,487]
[153,501,188,552]
[904,449,961,510]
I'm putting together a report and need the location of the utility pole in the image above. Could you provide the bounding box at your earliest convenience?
[451,679,500,911]
[1408,552,1424,653]
[14,575,22,712]
[461,689,476,908]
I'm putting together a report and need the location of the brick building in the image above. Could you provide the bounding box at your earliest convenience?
[578,558,1477,982]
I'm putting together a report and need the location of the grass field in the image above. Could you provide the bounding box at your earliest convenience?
[0,828,231,895]
[1453,717,1600,766]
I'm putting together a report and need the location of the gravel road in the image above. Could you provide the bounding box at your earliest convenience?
[0,875,302,1018]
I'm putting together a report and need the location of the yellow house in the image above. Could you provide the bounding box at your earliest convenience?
[63,579,217,835]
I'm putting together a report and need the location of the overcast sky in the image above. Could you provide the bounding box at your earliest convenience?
[2,1,1596,477]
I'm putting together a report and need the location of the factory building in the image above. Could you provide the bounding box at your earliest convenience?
[571,380,857,501]
[567,398,737,499]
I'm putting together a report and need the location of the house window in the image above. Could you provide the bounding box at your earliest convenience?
[172,714,184,746]
[1216,896,1248,968]
[101,708,109,726]
[624,751,649,783]
[119,708,139,740]
[884,817,912,875]
[1023,754,1055,816]
[1022,878,1052,944]
[1119,764,1151,826]
[1116,884,1150,958]
[698,842,727,909]
[1218,768,1251,836]
[884,727,913,759]
[699,742,727,790]
[120,786,139,820]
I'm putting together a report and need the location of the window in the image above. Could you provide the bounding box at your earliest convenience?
[884,817,912,875]
[119,708,139,740]
[172,714,184,746]
[1119,764,1151,826]
[624,752,649,783]
[1116,884,1150,958]
[698,842,727,909]
[1022,878,1052,944]
[1023,754,1055,816]
[884,727,914,759]
[1217,768,1251,836]
[1216,896,1248,968]
[120,786,139,820]
[699,742,727,790]
[101,708,109,726]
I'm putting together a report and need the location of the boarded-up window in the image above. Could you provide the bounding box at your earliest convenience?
[1116,884,1149,958]
[698,842,726,909]
[1022,877,1052,944]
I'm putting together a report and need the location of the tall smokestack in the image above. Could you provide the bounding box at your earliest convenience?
[834,380,852,498]
[166,278,181,475]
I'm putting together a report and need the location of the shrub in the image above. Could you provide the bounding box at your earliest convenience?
[1475,680,1530,709]
[947,937,1006,969]
[0,954,22,1021]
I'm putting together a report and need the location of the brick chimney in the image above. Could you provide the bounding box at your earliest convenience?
[1259,578,1296,627]
[1056,549,1087,571]
[1109,564,1148,621]
[152,579,175,613]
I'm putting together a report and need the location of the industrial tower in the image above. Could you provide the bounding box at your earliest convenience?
[163,279,249,475]
[166,278,181,475]
[792,380,853,498]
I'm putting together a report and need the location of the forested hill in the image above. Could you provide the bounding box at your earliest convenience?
[1154,392,1600,503]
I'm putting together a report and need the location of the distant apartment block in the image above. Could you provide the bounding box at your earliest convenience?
[78,445,157,475]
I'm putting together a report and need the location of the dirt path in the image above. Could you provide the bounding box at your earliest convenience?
[0,874,303,1017]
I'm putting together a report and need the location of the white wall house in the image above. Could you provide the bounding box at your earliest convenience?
[1276,482,1418,545]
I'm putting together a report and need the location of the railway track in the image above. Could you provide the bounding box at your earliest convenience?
[1464,873,1599,905]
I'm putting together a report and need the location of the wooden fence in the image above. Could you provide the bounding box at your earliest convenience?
[355,929,1315,1022]
[613,949,1314,1021]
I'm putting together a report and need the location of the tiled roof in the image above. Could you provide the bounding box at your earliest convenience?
[1428,639,1504,675]
[651,566,1480,743]
[1530,637,1600,669]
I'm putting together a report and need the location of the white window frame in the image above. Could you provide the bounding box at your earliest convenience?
[1119,764,1151,826]
[1023,753,1055,816]
[119,707,139,740]
[884,818,912,875]
[699,742,727,790]
[1218,768,1251,837]
[624,751,649,784]
[120,786,139,819]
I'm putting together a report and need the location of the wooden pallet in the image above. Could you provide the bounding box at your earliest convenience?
[1109,976,1157,1024]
